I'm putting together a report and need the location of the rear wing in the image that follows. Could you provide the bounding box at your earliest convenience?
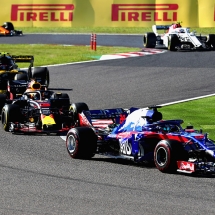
[152,25,170,35]
[11,55,34,67]
[88,108,128,124]
[11,55,34,63]
[0,52,34,67]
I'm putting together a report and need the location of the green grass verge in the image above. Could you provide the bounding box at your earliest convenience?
[21,26,215,34]
[1,44,139,66]
[161,96,215,140]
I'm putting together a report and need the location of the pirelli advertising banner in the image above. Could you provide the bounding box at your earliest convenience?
[1,0,215,27]
[198,0,215,27]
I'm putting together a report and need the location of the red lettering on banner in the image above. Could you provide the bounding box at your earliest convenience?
[128,12,138,21]
[40,12,48,21]
[163,12,171,21]
[11,4,74,22]
[142,12,151,21]
[214,7,215,21]
[51,12,58,21]
[112,4,178,22]
[27,12,37,21]
[60,12,67,21]
[121,12,125,21]
[20,13,24,21]
[154,12,162,21]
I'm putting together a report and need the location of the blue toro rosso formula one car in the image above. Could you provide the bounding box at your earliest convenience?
[66,104,215,175]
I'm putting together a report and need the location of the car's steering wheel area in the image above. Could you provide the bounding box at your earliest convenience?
[156,124,181,133]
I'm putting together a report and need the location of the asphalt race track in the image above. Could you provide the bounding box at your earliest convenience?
[1,34,215,215]
[0,33,143,47]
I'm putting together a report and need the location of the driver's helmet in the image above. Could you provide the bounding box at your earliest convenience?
[41,91,50,100]
[0,56,14,70]
[26,80,41,92]
[158,125,170,133]
[25,80,41,100]
[179,29,185,33]
[169,125,180,132]
[158,124,180,133]
[27,92,40,100]
[176,22,182,28]
[156,124,179,133]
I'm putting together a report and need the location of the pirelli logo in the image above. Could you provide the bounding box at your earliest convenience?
[11,4,74,22]
[112,4,178,22]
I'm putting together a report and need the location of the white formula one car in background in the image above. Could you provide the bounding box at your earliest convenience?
[143,23,215,51]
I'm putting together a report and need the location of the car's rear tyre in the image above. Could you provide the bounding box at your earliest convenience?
[154,139,188,173]
[3,22,14,31]
[1,104,21,131]
[29,67,50,88]
[207,34,215,49]
[0,94,7,115]
[14,72,28,81]
[66,127,97,159]
[143,32,157,48]
[52,93,69,99]
[50,93,70,109]
[168,34,179,51]
[70,102,89,125]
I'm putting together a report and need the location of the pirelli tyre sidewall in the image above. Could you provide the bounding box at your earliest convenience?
[168,34,179,51]
[14,72,28,81]
[30,67,50,88]
[154,139,188,173]
[143,32,156,48]
[207,34,215,49]
[0,94,7,113]
[1,104,21,131]
[66,127,97,159]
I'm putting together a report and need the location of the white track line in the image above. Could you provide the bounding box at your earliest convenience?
[160,93,215,106]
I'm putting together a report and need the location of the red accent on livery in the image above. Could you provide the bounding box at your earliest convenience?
[114,131,191,142]
[49,114,54,119]
[112,4,178,22]
[38,102,50,107]
[92,119,113,128]
[194,134,205,139]
[116,131,137,139]
[144,132,189,142]
[79,113,93,128]
[177,161,196,172]
[41,114,45,120]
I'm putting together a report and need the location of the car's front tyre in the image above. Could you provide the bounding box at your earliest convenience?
[1,104,21,131]
[143,32,157,48]
[154,139,188,173]
[66,127,97,159]
[168,34,179,51]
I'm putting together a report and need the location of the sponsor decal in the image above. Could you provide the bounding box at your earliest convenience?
[177,161,195,172]
[112,4,178,22]
[120,139,132,155]
[11,4,74,22]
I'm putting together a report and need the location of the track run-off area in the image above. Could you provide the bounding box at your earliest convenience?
[1,34,215,215]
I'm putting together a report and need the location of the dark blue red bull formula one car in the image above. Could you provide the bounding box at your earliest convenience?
[65,104,215,175]
[1,90,74,134]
